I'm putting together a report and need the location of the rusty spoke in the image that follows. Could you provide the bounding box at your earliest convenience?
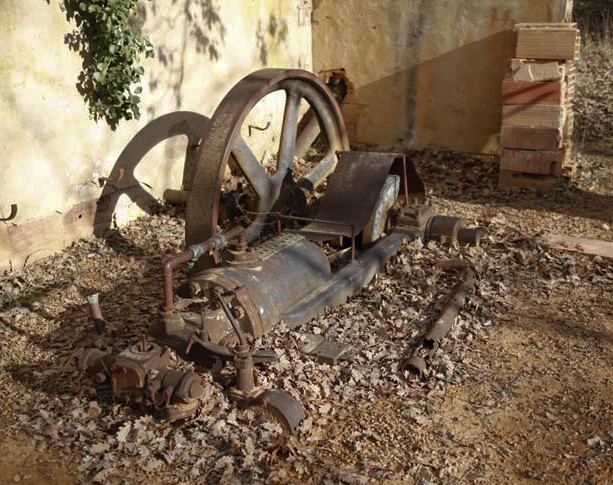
[275,88,301,181]
[298,148,337,192]
[232,136,272,201]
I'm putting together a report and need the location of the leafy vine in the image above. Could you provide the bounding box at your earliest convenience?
[61,0,153,128]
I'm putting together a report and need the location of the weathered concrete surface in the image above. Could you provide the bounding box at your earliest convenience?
[0,0,311,268]
[312,0,571,153]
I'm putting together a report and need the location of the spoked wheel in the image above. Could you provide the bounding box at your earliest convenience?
[186,69,350,265]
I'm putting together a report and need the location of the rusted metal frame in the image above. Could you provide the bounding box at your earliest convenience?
[400,259,477,377]
[282,228,422,328]
[0,204,17,222]
[162,226,247,312]
[274,213,356,260]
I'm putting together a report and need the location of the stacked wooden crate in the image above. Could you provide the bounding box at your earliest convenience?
[499,23,580,191]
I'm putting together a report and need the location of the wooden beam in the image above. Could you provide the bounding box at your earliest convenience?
[516,24,580,61]
[500,126,562,150]
[502,81,563,106]
[544,233,613,260]
[498,170,559,192]
[500,148,564,175]
[502,105,565,129]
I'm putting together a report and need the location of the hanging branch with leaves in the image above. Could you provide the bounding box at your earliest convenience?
[61,0,153,128]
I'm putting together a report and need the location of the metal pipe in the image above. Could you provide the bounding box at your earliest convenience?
[162,227,247,312]
[400,259,476,377]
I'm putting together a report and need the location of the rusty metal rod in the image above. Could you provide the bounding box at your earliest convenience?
[215,288,248,348]
[86,293,106,335]
[274,213,354,228]
[162,227,247,312]
[400,259,476,377]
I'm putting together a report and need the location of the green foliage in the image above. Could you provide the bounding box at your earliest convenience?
[61,0,153,128]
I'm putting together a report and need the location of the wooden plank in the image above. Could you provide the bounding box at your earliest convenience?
[515,22,577,30]
[502,81,563,105]
[502,105,565,129]
[500,149,564,175]
[506,59,565,82]
[516,27,580,60]
[544,233,613,260]
[500,126,562,150]
[498,170,559,192]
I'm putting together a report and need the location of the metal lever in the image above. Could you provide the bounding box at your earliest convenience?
[0,204,17,222]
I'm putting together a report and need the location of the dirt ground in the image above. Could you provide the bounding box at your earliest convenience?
[0,146,612,484]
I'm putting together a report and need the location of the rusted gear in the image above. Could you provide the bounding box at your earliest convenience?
[186,69,350,260]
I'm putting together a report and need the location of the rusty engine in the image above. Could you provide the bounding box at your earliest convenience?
[73,68,480,434]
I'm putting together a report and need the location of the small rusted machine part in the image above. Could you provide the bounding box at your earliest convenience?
[86,293,105,335]
[423,215,481,246]
[74,340,205,421]
[73,68,486,432]
[400,259,477,377]
[396,204,436,229]
[0,203,18,222]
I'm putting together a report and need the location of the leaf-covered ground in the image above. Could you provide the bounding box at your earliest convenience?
[0,149,612,484]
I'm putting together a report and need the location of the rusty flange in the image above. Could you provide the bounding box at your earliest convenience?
[186,69,350,269]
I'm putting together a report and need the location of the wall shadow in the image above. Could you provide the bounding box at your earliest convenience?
[347,31,514,152]
[255,13,289,66]
[143,0,226,116]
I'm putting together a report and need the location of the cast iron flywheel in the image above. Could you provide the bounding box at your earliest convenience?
[185,68,350,257]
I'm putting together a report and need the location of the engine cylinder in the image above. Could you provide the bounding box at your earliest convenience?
[191,233,331,342]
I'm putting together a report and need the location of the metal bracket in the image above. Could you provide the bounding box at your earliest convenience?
[0,204,17,222]
[98,168,125,187]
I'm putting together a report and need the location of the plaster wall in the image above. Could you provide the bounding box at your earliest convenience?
[0,0,312,268]
[312,0,572,153]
